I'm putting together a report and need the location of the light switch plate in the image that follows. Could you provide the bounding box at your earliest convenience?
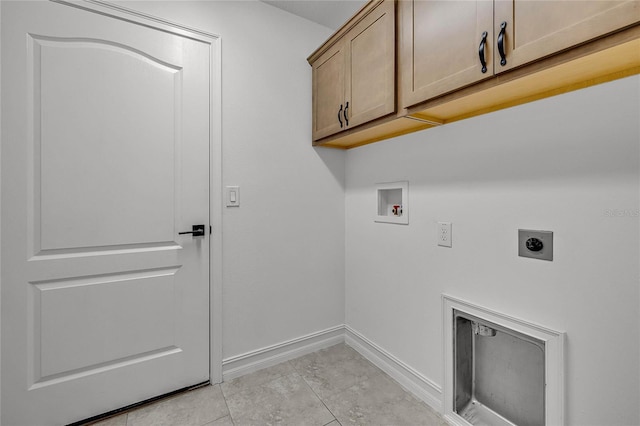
[518,229,553,261]
[226,186,240,207]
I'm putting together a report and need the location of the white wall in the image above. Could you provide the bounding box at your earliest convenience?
[117,1,345,359]
[345,75,640,426]
[0,2,3,421]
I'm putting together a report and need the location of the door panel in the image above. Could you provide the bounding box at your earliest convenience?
[346,0,395,128]
[34,268,178,379]
[400,0,494,109]
[2,2,211,424]
[35,36,179,251]
[313,43,345,140]
[495,0,640,72]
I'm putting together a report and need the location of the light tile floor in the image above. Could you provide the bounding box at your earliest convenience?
[91,343,448,426]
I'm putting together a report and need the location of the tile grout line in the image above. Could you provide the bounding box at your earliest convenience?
[289,344,391,426]
[98,343,443,426]
[219,384,236,426]
[315,369,386,426]
[296,344,404,426]
[91,344,441,426]
[222,361,312,425]
[288,359,341,426]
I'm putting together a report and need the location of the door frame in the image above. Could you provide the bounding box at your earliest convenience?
[0,3,224,421]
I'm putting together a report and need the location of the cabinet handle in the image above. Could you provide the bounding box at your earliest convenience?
[338,104,343,128]
[478,31,488,73]
[497,21,507,66]
[344,101,349,126]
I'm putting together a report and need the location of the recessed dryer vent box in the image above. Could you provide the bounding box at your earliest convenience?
[375,181,408,225]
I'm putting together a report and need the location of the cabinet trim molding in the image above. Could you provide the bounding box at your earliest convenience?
[307,0,385,65]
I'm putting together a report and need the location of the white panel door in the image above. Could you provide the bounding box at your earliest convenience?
[1,1,212,424]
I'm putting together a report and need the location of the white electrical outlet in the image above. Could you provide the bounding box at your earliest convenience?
[438,222,452,247]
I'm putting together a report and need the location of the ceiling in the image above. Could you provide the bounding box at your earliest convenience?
[261,0,367,30]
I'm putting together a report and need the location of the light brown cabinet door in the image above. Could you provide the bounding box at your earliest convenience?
[312,42,346,141]
[494,0,640,73]
[345,0,396,128]
[400,0,494,109]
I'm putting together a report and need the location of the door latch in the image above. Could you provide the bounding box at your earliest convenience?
[179,224,205,237]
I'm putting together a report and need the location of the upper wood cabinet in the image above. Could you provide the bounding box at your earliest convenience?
[310,0,639,148]
[495,0,640,73]
[309,0,395,141]
[400,0,640,110]
[400,0,495,109]
[312,42,346,140]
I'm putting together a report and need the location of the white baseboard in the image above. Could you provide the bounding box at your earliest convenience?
[345,325,443,414]
[221,325,345,381]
